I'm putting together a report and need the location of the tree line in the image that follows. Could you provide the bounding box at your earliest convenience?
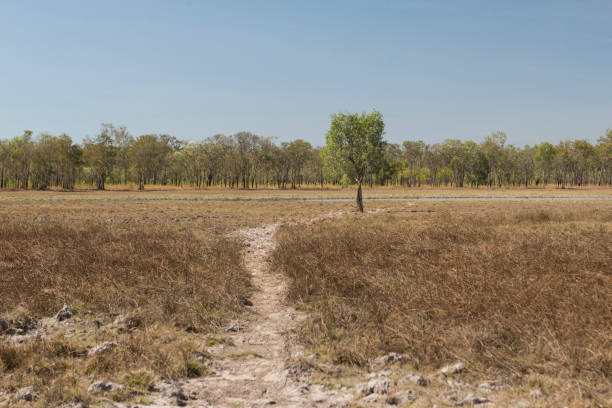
[0,123,611,190]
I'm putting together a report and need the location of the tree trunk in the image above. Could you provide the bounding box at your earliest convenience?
[356,179,364,212]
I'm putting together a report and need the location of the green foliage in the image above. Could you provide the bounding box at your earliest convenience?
[1,121,612,190]
[340,173,351,188]
[322,110,386,184]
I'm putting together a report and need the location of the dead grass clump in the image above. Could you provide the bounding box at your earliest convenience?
[272,205,612,390]
[0,216,249,331]
[0,328,207,406]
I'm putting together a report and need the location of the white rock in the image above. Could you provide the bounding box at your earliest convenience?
[358,377,391,395]
[371,352,407,368]
[88,381,124,393]
[397,373,428,387]
[56,304,75,321]
[456,393,491,406]
[15,387,39,401]
[440,362,465,375]
[88,341,118,356]
[477,382,493,392]
[368,368,392,378]
[360,393,381,403]
[386,389,419,405]
[529,388,546,400]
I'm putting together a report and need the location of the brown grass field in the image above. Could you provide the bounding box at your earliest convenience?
[0,217,250,406]
[272,200,612,405]
[0,187,610,407]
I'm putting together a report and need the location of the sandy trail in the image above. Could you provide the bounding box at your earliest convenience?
[149,213,355,407]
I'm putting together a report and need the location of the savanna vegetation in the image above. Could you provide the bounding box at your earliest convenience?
[0,195,382,407]
[0,213,249,406]
[1,122,611,192]
[272,201,612,404]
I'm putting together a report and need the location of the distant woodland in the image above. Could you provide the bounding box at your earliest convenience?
[1,124,610,190]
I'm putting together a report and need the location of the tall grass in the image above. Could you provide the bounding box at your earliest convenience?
[0,216,249,330]
[272,205,612,388]
[0,217,249,406]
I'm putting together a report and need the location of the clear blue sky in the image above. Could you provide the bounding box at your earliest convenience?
[1,0,611,146]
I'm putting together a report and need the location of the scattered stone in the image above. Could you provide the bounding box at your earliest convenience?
[386,389,419,405]
[368,368,392,378]
[55,304,75,321]
[56,403,85,408]
[396,373,428,387]
[171,388,189,406]
[8,317,38,336]
[113,314,126,325]
[441,362,465,375]
[530,388,546,400]
[477,382,493,392]
[88,381,124,393]
[15,386,39,401]
[88,341,118,356]
[358,377,391,396]
[227,322,245,332]
[371,352,407,368]
[0,319,8,333]
[456,394,491,406]
[360,393,381,403]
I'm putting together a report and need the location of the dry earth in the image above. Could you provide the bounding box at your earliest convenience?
[129,210,510,408]
[3,206,591,408]
[100,211,355,408]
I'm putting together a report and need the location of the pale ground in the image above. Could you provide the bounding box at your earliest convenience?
[124,209,559,408]
[1,185,611,202]
[142,212,357,407]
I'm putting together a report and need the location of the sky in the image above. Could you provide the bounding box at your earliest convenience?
[1,0,611,146]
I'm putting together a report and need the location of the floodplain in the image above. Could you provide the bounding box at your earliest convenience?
[0,186,610,407]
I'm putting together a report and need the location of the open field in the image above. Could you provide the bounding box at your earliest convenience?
[0,189,611,407]
[1,185,611,202]
[273,200,612,406]
[0,215,250,407]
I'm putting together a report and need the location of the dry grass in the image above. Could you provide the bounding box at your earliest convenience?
[1,184,611,201]
[0,196,354,233]
[0,217,248,328]
[0,217,248,406]
[272,201,612,400]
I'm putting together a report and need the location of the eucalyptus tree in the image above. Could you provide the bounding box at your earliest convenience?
[83,125,116,190]
[481,131,506,187]
[381,143,403,186]
[286,139,312,188]
[130,134,177,190]
[534,142,556,185]
[0,140,7,188]
[594,130,612,185]
[402,140,426,187]
[111,125,134,184]
[323,110,386,212]
[517,146,536,187]
[9,131,34,189]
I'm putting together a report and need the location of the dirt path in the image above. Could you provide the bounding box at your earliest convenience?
[149,213,356,407]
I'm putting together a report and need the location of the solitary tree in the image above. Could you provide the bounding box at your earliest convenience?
[323,110,386,212]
